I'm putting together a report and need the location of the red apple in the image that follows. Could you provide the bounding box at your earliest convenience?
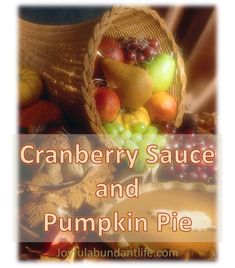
[94,87,120,123]
[98,36,124,61]
[94,37,124,77]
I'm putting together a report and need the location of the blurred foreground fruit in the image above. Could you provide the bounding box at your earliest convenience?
[145,92,177,123]
[44,227,75,257]
[19,68,43,107]
[94,87,120,123]
[20,100,63,133]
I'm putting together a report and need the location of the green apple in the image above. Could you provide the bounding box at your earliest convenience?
[146,53,176,93]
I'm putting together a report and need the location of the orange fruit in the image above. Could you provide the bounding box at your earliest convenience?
[145,92,177,123]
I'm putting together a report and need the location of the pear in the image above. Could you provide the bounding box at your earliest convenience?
[101,57,153,110]
[146,53,176,93]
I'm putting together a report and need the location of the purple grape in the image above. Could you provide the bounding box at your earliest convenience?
[126,50,136,61]
[175,163,188,174]
[207,164,217,177]
[136,53,145,62]
[188,171,198,181]
[148,40,159,49]
[143,46,157,59]
[197,170,209,183]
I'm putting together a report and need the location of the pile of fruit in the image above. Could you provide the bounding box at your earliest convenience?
[18,37,217,181]
[19,68,67,134]
[157,134,217,184]
[94,36,177,171]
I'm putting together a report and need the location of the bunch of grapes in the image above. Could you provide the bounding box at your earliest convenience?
[158,134,217,184]
[122,38,159,63]
[157,122,177,134]
[103,122,166,172]
[156,114,199,135]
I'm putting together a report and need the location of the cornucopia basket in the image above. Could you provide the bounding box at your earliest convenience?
[19,6,186,133]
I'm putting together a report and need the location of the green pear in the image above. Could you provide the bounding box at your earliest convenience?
[101,57,153,110]
[146,53,176,92]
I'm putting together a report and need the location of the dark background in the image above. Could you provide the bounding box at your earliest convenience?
[19,6,213,58]
[19,7,110,25]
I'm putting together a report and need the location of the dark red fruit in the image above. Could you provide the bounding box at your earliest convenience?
[20,101,63,134]
[149,40,159,49]
[127,42,139,51]
[176,113,198,134]
[94,87,120,123]
[143,46,157,59]
[197,170,209,183]
[175,163,188,174]
[136,53,145,62]
[157,122,177,134]
[126,50,137,61]
[188,171,198,181]
[98,36,124,61]
[159,164,175,179]
[178,173,186,182]
[122,38,159,64]
[207,164,217,177]
[95,36,124,76]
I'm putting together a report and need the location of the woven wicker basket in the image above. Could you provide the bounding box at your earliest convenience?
[19,6,186,133]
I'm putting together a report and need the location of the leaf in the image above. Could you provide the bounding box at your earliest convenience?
[21,162,115,227]
[85,193,100,208]
[80,164,114,207]
[31,172,52,186]
[22,193,67,227]
[66,186,84,209]
[31,171,62,187]
[82,164,114,190]
[55,163,114,210]
[46,193,67,207]
[22,201,57,227]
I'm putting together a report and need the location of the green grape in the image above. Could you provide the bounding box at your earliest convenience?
[138,140,150,161]
[131,133,143,144]
[145,125,158,134]
[138,140,152,151]
[121,129,132,140]
[131,122,147,134]
[143,133,158,143]
[113,123,124,133]
[133,159,146,173]
[155,134,167,148]
[103,123,118,135]
[113,136,125,147]
[124,140,138,152]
